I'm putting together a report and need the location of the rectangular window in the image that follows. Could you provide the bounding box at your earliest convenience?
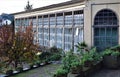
[74,10,84,26]
[57,15,63,26]
[56,28,63,48]
[44,28,49,46]
[64,28,72,51]
[38,17,42,27]
[50,15,56,26]
[43,16,49,27]
[65,14,72,27]
[33,18,37,26]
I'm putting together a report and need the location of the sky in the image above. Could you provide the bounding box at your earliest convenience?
[0,0,70,14]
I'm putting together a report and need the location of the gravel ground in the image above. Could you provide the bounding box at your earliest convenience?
[11,64,120,77]
[88,68,120,77]
[11,64,61,77]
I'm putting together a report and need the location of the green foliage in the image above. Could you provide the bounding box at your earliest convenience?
[81,48,102,65]
[79,42,88,47]
[70,61,82,68]
[50,53,61,61]
[110,45,120,52]
[39,52,51,63]
[103,49,120,56]
[62,50,75,71]
[50,46,59,53]
[75,42,88,55]
[81,52,94,63]
[6,70,13,75]
[89,48,102,62]
[39,47,62,62]
[54,68,68,77]
[49,47,62,61]
[16,66,23,72]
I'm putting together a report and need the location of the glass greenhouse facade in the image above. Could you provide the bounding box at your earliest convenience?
[15,10,84,51]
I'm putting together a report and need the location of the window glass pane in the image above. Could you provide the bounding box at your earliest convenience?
[94,9,117,25]
[106,27,111,36]
[99,28,105,36]
[57,16,63,26]
[94,28,99,36]
[65,15,72,26]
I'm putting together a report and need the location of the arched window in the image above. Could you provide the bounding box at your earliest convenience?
[94,9,118,51]
[94,9,118,26]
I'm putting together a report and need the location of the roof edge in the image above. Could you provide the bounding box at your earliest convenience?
[12,0,85,15]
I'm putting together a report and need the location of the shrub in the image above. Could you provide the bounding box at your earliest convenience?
[70,61,83,74]
[75,42,89,56]
[50,46,59,53]
[71,61,81,68]
[103,49,120,56]
[6,70,13,76]
[50,53,61,61]
[54,68,68,77]
[16,66,23,72]
[39,52,51,62]
[110,45,120,52]
[62,50,77,71]
[81,48,102,66]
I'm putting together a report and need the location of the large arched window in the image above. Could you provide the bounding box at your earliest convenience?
[94,9,118,51]
[94,9,118,26]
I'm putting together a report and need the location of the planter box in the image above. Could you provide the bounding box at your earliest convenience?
[103,55,120,69]
[82,61,102,77]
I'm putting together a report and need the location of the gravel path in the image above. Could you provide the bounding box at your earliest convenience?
[11,64,120,77]
[11,64,61,77]
[88,69,120,77]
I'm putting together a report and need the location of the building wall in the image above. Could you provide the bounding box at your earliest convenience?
[84,0,120,48]
[14,0,120,51]
[14,2,85,51]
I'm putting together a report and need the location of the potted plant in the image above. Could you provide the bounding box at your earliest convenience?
[70,61,82,74]
[81,47,102,67]
[62,50,77,71]
[82,51,94,67]
[16,66,23,72]
[35,61,41,67]
[102,49,120,69]
[29,62,34,69]
[54,68,68,77]
[4,67,13,76]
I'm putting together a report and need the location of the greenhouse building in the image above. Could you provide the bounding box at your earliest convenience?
[13,0,120,51]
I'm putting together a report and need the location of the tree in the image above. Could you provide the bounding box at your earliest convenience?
[0,25,13,58]
[0,25,39,69]
[24,1,33,11]
[8,25,39,68]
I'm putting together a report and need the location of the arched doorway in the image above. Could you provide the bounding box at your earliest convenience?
[94,9,119,51]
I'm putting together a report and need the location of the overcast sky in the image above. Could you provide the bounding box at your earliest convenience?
[0,0,70,14]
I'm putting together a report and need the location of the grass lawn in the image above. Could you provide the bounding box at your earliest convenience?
[11,64,61,77]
